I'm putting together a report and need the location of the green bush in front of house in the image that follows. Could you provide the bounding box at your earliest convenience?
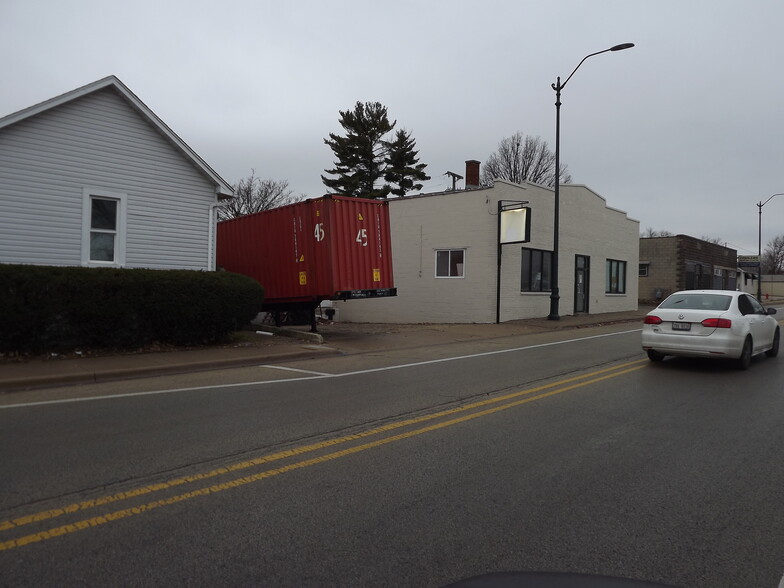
[0,265,265,353]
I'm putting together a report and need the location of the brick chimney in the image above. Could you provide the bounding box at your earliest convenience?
[465,160,480,189]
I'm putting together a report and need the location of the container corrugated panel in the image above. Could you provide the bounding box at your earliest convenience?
[217,195,395,307]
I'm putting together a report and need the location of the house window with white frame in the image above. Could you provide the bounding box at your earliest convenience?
[90,198,119,262]
[82,190,126,266]
[435,249,464,278]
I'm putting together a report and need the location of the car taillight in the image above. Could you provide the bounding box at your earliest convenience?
[701,318,732,328]
[644,316,662,325]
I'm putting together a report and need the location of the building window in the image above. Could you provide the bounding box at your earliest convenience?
[90,198,118,262]
[639,263,649,277]
[435,249,464,278]
[606,259,627,294]
[685,261,713,289]
[521,248,552,292]
[81,189,127,266]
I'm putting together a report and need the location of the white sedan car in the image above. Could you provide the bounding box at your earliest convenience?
[641,290,780,369]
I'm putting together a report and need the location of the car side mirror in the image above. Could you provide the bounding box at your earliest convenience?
[767,307,777,315]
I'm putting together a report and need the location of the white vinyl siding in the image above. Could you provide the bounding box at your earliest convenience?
[0,87,218,269]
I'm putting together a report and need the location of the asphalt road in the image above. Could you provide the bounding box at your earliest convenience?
[1,324,783,587]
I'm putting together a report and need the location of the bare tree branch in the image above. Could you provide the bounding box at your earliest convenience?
[700,235,725,245]
[481,131,572,188]
[218,170,301,220]
[641,227,674,238]
[762,234,784,274]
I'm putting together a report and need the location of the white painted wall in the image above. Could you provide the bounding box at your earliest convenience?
[559,184,639,314]
[337,179,639,323]
[0,87,220,270]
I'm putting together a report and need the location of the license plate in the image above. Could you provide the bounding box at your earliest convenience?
[672,322,691,331]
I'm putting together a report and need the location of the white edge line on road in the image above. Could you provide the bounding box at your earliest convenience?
[259,365,333,376]
[1,329,643,410]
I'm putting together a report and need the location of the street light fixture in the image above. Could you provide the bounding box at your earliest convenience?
[757,193,784,299]
[548,43,634,320]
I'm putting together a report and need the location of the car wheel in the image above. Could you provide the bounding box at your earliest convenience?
[737,336,753,370]
[647,350,664,362]
[766,327,780,358]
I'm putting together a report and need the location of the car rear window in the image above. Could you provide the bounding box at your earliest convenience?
[659,293,732,311]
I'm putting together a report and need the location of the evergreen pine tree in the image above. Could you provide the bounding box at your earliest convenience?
[322,101,395,199]
[384,129,431,197]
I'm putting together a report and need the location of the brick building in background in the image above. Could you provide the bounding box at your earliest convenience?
[639,235,737,303]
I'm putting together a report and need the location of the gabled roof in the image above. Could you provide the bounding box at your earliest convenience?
[0,75,234,199]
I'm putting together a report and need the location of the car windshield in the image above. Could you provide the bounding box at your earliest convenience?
[659,293,732,311]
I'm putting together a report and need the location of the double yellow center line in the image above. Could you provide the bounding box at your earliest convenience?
[0,359,647,551]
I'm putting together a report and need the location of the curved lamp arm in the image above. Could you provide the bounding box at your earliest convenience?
[556,43,635,91]
[759,193,784,209]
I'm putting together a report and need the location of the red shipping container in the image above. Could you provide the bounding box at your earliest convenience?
[217,195,396,310]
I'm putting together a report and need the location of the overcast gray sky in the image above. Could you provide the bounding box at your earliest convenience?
[2,0,783,254]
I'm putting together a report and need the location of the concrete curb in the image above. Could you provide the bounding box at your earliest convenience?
[253,326,324,344]
[0,347,338,393]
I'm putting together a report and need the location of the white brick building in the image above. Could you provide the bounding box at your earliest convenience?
[337,161,639,323]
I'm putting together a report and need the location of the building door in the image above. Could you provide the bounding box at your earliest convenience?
[574,255,590,313]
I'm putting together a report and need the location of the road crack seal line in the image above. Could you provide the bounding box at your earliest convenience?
[0,359,647,549]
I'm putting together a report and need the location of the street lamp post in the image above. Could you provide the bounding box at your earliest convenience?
[548,43,634,320]
[757,193,784,300]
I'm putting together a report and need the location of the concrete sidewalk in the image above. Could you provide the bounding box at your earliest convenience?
[0,306,658,393]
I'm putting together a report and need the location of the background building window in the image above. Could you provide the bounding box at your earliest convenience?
[606,259,627,294]
[521,248,552,292]
[639,263,649,277]
[685,260,712,289]
[435,249,464,278]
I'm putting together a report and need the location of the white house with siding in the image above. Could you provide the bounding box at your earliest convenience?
[0,75,233,270]
[336,160,639,323]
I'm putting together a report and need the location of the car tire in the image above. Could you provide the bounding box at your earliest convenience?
[647,350,664,362]
[737,336,753,370]
[766,327,780,358]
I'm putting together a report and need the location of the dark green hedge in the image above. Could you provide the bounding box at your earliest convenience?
[0,265,265,353]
